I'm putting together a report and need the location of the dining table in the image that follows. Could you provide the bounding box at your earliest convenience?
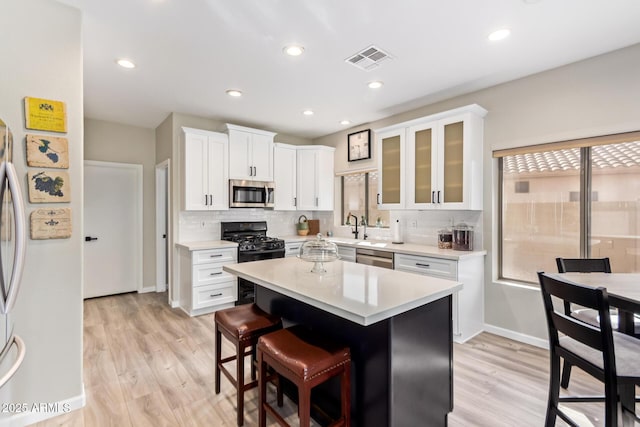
[550,272,640,426]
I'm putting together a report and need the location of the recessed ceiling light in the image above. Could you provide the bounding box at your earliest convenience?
[226,89,242,97]
[116,58,136,69]
[488,28,511,41]
[284,45,305,56]
[340,120,351,125]
[302,110,314,116]
[368,81,384,89]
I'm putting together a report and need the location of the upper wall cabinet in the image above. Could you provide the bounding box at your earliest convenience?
[296,145,335,211]
[375,104,487,211]
[273,143,298,211]
[182,127,229,211]
[226,124,276,181]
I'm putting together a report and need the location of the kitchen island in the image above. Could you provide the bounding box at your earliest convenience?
[223,257,462,427]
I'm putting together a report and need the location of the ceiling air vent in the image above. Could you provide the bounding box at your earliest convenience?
[345,45,392,71]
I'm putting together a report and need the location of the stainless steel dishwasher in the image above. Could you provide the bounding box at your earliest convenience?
[355,248,394,269]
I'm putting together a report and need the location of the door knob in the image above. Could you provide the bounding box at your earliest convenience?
[85,236,98,242]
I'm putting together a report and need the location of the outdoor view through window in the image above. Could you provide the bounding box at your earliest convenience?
[500,140,640,283]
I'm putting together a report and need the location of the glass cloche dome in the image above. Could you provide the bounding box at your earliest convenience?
[298,234,340,273]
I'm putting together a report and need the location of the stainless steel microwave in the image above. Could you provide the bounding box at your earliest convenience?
[229,180,275,208]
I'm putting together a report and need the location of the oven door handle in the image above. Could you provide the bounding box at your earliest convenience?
[239,248,285,256]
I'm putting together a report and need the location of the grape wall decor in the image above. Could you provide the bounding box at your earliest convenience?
[26,134,69,168]
[27,170,71,203]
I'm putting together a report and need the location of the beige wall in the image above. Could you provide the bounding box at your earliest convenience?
[0,0,84,423]
[314,43,640,344]
[85,118,157,289]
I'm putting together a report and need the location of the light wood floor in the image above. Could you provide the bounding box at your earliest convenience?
[30,291,635,427]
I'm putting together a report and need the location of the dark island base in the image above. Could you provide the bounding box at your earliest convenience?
[255,286,453,427]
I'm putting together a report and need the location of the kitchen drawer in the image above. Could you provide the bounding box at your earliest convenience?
[193,263,235,287]
[193,283,235,310]
[192,248,236,265]
[394,253,457,279]
[337,245,356,263]
[285,242,303,257]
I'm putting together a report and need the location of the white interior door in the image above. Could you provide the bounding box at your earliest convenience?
[155,160,169,292]
[84,161,142,299]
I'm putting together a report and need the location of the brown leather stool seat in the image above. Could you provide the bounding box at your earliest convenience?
[257,325,351,427]
[215,303,282,426]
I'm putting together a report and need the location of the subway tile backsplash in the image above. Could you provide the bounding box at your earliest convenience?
[179,209,481,249]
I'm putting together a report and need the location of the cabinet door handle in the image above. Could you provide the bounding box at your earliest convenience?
[437,190,441,204]
[210,254,223,258]
[293,197,297,207]
[316,197,319,206]
[416,263,430,268]
[377,193,381,204]
[253,166,257,176]
[205,194,208,206]
[209,272,223,276]
[210,194,213,206]
[210,293,223,297]
[249,166,252,176]
[431,191,435,203]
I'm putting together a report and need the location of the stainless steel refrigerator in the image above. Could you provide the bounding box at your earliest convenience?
[0,119,26,388]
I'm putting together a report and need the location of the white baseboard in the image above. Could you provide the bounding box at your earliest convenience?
[171,299,180,308]
[0,386,85,427]
[483,324,549,349]
[139,286,156,294]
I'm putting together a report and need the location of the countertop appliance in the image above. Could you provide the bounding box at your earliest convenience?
[221,221,285,305]
[229,179,275,208]
[0,119,26,389]
[355,247,394,269]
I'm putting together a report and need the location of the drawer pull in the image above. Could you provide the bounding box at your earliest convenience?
[415,263,430,268]
[210,293,223,297]
[210,272,223,276]
[209,254,223,258]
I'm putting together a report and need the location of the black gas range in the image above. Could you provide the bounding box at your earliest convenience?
[221,221,285,305]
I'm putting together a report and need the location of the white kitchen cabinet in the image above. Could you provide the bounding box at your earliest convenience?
[274,143,298,210]
[178,246,237,316]
[376,128,405,209]
[375,104,486,211]
[394,252,484,343]
[285,241,303,257]
[296,145,335,211]
[182,127,228,211]
[226,124,276,181]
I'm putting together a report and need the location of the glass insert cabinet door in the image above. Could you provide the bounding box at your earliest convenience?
[442,120,464,204]
[377,130,404,208]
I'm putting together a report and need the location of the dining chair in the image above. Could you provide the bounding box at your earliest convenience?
[538,272,640,426]
[556,257,611,388]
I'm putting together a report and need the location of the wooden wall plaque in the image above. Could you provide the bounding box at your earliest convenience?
[27,170,71,203]
[24,97,67,133]
[30,208,72,239]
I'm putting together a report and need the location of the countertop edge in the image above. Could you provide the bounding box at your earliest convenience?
[176,240,238,251]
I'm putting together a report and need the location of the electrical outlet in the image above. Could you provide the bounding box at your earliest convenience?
[410,220,417,228]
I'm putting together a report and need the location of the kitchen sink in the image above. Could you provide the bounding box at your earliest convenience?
[356,241,387,248]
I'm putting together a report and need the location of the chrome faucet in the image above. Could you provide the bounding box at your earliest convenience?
[361,216,368,240]
[349,213,359,239]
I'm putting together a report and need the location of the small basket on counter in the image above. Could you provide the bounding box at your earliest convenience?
[297,215,309,236]
[298,233,340,273]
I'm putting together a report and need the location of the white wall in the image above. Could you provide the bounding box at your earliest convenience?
[314,43,640,344]
[85,118,156,290]
[0,0,84,425]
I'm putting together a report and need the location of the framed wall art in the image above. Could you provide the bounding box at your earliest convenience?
[348,129,371,162]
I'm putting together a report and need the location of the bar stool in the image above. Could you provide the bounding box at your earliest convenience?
[215,303,283,426]
[257,325,351,427]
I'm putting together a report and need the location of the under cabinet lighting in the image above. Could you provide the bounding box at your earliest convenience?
[116,58,136,69]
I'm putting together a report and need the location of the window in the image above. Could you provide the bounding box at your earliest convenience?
[341,171,389,227]
[497,133,640,284]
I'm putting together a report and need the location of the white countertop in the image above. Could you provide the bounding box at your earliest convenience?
[223,257,462,326]
[176,240,238,251]
[280,235,486,260]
